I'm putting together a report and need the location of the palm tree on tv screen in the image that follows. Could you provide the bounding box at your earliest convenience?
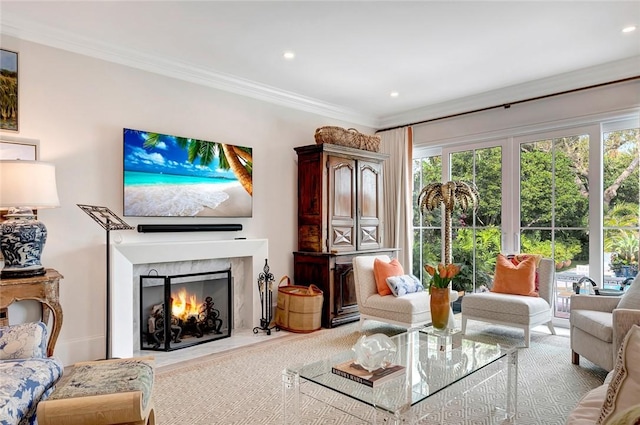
[143,133,253,196]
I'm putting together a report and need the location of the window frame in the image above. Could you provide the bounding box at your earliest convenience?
[412,112,639,287]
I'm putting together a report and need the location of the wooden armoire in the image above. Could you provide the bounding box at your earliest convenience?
[293,143,398,328]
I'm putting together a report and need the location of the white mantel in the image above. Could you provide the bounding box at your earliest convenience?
[111,238,268,358]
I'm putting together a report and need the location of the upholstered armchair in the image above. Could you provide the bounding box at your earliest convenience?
[352,255,431,330]
[0,322,64,424]
[461,257,556,347]
[570,273,640,371]
[352,255,460,330]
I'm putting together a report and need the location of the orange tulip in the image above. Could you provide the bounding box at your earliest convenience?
[445,263,459,278]
[424,264,435,276]
[424,262,461,289]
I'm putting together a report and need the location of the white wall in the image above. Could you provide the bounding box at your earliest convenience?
[0,36,373,366]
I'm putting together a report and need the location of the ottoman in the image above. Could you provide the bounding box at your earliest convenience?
[36,356,155,425]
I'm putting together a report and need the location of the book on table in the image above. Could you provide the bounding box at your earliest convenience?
[331,360,405,387]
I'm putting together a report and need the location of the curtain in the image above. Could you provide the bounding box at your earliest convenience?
[378,127,413,269]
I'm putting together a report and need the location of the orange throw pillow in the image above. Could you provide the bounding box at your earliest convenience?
[491,254,539,297]
[373,258,404,296]
[509,253,543,292]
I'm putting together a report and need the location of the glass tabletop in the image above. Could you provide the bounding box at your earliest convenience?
[294,328,511,415]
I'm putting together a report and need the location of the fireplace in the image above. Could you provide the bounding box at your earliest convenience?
[111,239,269,359]
[140,269,232,351]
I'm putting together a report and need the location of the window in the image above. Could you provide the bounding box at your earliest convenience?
[413,142,504,292]
[412,114,639,320]
[603,125,639,284]
[449,145,503,292]
[412,153,442,286]
[518,134,590,318]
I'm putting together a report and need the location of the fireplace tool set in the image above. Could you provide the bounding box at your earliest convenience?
[253,259,279,335]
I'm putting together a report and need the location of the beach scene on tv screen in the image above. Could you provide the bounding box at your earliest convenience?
[123,128,252,217]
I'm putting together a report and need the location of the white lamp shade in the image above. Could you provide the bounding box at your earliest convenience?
[0,160,60,209]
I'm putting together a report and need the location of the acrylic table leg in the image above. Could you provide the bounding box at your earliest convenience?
[282,367,300,425]
[505,348,518,421]
[372,406,413,425]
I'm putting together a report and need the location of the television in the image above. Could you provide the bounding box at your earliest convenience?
[123,128,252,217]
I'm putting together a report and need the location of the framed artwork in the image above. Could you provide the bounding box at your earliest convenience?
[0,136,37,160]
[0,49,18,131]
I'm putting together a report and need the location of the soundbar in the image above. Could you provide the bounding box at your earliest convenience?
[137,224,243,233]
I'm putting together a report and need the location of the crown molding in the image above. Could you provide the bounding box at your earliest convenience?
[378,56,640,130]
[3,12,637,132]
[0,13,379,128]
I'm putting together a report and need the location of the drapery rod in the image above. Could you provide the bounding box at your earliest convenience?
[376,75,640,133]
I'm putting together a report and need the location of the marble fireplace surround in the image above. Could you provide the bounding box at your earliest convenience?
[111,239,268,359]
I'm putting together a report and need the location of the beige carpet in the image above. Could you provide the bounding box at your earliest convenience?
[154,319,607,424]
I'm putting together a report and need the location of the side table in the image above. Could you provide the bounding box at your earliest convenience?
[0,268,63,356]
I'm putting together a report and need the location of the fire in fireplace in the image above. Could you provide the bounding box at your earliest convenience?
[140,269,232,351]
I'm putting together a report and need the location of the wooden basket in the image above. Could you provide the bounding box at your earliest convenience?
[314,126,381,152]
[274,276,323,333]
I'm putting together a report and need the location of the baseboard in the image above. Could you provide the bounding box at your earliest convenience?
[55,335,106,367]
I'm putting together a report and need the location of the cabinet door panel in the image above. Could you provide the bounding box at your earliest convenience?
[332,164,354,218]
[357,160,383,250]
[297,153,325,252]
[334,261,359,316]
[292,254,332,328]
[328,156,356,251]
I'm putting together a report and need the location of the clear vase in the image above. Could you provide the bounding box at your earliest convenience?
[429,286,450,331]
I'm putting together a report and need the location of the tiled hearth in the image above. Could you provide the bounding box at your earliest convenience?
[136,327,291,368]
[111,239,269,360]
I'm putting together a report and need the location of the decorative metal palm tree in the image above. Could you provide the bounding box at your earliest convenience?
[418,181,479,265]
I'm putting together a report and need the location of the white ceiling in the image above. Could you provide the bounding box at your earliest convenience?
[1,1,639,128]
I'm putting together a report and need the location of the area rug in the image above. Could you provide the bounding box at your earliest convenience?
[154,320,607,424]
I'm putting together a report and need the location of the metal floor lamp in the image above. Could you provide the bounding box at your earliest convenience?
[78,204,133,359]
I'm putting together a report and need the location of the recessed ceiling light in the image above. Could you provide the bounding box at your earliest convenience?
[283,51,295,60]
[390,91,399,98]
[622,26,636,33]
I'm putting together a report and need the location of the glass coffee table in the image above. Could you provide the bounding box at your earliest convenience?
[282,328,517,424]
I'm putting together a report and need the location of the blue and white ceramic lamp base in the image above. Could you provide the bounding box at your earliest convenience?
[0,209,47,279]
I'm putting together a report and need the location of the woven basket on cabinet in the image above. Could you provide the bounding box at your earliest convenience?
[314,126,381,152]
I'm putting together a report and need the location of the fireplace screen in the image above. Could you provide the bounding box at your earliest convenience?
[140,269,232,351]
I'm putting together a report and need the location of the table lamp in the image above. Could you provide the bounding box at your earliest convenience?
[0,160,60,278]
